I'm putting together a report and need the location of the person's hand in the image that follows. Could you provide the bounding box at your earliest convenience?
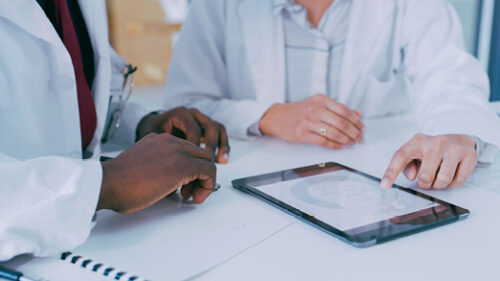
[381,134,478,190]
[259,94,364,149]
[136,107,230,164]
[98,133,217,214]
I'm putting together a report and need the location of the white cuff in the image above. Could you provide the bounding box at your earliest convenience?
[247,121,263,136]
[471,136,498,164]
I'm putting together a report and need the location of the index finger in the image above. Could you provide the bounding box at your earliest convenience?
[381,143,419,189]
[172,137,214,162]
[323,99,364,130]
[217,125,230,164]
[190,109,219,153]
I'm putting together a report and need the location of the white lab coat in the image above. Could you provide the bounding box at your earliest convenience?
[0,1,152,261]
[166,0,500,152]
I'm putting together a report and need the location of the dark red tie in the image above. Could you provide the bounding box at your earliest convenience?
[49,0,97,150]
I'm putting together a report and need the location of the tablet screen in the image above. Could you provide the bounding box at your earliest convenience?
[254,168,439,231]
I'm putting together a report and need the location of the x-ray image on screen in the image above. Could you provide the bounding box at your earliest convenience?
[256,169,438,231]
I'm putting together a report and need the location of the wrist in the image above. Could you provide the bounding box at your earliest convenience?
[135,112,161,141]
[458,135,476,150]
[259,103,283,135]
[97,161,118,211]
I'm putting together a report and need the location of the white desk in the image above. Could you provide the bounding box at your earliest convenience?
[4,99,500,281]
[191,112,500,281]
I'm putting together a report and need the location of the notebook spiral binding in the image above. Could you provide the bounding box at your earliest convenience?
[60,252,150,281]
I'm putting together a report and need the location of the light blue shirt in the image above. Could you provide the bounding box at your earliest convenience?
[248,0,351,135]
[274,0,352,102]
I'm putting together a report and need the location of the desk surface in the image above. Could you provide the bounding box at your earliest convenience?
[5,97,499,281]
[191,112,500,281]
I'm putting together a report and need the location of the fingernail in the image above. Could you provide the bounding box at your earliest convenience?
[223,153,229,160]
[403,166,410,178]
[200,143,206,149]
[404,166,415,180]
[380,178,392,189]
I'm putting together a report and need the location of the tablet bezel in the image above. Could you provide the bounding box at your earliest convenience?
[232,162,470,247]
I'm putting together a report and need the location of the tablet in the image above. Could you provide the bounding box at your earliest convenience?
[232,162,470,247]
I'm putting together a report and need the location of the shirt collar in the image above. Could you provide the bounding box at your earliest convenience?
[273,0,303,16]
[273,0,348,16]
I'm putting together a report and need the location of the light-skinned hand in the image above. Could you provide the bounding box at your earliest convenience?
[259,94,365,149]
[381,134,478,190]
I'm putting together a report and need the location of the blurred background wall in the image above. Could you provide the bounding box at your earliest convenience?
[450,0,499,101]
[450,0,482,55]
[487,1,500,101]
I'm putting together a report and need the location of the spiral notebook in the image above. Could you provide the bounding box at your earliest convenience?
[8,192,293,281]
[59,252,147,281]
[1,254,119,281]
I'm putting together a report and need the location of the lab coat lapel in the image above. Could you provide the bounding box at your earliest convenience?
[0,0,82,155]
[338,0,395,103]
[77,0,111,153]
[0,0,66,50]
[238,0,286,103]
[0,0,110,156]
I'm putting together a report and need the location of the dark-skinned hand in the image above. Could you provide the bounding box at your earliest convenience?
[98,133,217,214]
[136,107,230,164]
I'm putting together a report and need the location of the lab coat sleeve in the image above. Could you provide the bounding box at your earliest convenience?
[112,95,158,145]
[108,47,158,146]
[164,0,275,139]
[403,0,500,162]
[0,155,102,261]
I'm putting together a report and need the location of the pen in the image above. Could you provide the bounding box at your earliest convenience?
[0,265,36,281]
